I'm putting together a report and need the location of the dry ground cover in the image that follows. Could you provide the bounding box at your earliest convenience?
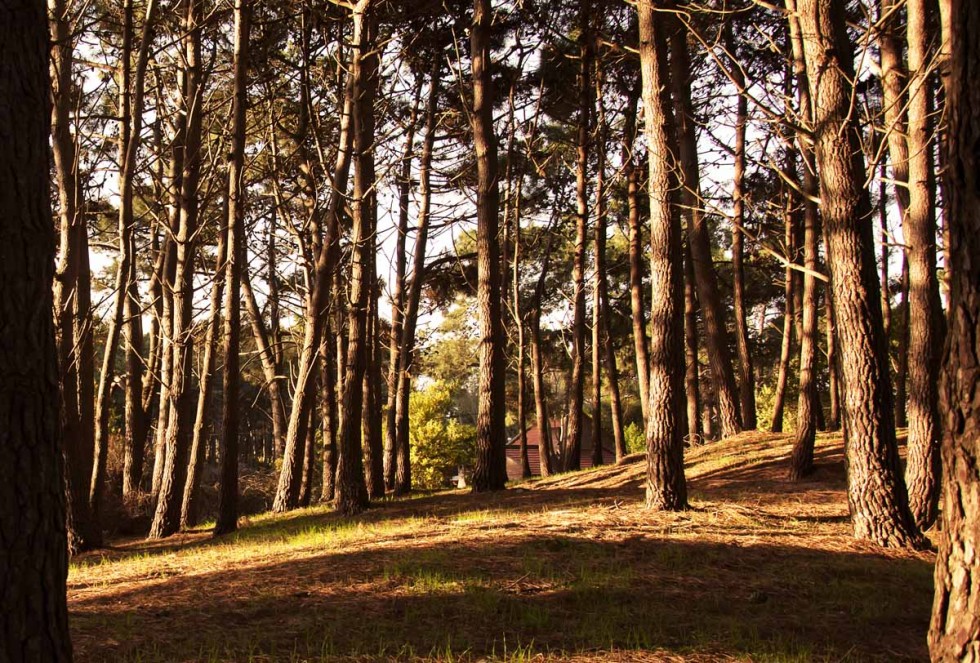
[69,432,935,662]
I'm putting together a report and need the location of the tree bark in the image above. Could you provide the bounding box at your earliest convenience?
[902,0,944,531]
[639,0,687,511]
[683,241,702,444]
[469,0,508,492]
[0,0,73,653]
[770,194,795,434]
[929,0,980,651]
[797,0,923,548]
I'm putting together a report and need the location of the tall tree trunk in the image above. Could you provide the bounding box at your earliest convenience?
[384,80,423,491]
[49,0,99,552]
[894,256,910,427]
[181,211,227,529]
[0,0,73,652]
[669,21,743,439]
[214,0,248,535]
[638,0,687,510]
[593,80,626,463]
[93,0,158,526]
[929,0,980,650]
[787,0,823,478]
[797,0,922,548]
[272,55,354,513]
[469,0,508,491]
[392,70,441,495]
[902,0,944,531]
[334,0,375,516]
[623,89,651,429]
[824,285,840,431]
[728,35,757,430]
[149,0,204,539]
[565,0,593,472]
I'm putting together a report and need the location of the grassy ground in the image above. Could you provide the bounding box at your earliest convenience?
[69,431,935,662]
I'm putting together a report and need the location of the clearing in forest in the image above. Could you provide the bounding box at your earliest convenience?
[69,431,934,662]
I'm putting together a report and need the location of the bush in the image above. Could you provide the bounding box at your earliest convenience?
[409,381,477,490]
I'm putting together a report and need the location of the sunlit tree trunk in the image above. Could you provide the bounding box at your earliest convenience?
[638,0,687,510]
[929,1,980,651]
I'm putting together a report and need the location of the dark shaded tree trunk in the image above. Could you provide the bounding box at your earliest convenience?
[214,0,248,535]
[929,0,980,650]
[639,0,687,510]
[319,331,337,502]
[894,257,910,427]
[797,0,923,548]
[669,22,742,439]
[469,0,508,492]
[0,0,73,653]
[824,286,840,431]
[362,277,385,499]
[529,219,560,477]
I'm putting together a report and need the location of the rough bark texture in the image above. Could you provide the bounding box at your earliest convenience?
[683,242,702,444]
[797,0,923,548]
[902,0,944,531]
[469,0,508,492]
[929,0,980,653]
[0,0,73,655]
[639,0,687,511]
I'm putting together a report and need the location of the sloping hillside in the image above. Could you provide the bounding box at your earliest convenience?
[69,431,935,662]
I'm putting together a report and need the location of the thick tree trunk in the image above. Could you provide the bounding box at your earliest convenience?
[214,0,248,535]
[929,1,980,652]
[638,0,687,511]
[0,2,73,655]
[565,0,593,473]
[902,0,944,531]
[319,330,338,502]
[469,0,508,492]
[669,23,742,439]
[797,0,923,548]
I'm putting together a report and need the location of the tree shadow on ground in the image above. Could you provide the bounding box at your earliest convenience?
[70,534,932,662]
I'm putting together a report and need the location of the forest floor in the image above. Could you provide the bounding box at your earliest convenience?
[69,431,936,662]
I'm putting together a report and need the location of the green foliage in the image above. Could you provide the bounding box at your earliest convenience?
[410,381,477,490]
[624,421,645,455]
